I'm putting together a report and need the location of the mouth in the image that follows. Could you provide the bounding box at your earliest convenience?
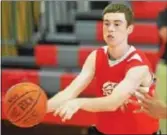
[107,35,114,40]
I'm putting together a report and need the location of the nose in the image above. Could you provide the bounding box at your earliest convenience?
[108,24,115,32]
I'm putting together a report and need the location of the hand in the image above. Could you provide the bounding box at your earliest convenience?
[47,97,61,113]
[53,99,81,122]
[120,100,129,112]
[129,87,167,119]
[47,91,72,113]
[159,26,167,43]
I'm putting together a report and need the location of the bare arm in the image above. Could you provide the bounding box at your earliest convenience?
[78,66,151,112]
[159,26,167,43]
[130,88,167,119]
[48,51,96,112]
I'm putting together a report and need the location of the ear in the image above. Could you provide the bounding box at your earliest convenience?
[127,25,134,35]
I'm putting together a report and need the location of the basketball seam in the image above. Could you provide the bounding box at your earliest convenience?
[13,91,42,123]
[20,92,45,125]
[6,90,38,115]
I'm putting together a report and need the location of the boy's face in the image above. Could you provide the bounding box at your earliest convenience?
[103,12,133,47]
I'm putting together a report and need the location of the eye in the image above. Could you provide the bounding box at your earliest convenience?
[104,22,110,26]
[114,23,120,27]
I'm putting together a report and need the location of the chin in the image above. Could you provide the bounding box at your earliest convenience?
[106,41,117,47]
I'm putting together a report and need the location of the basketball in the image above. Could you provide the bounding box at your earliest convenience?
[4,82,48,128]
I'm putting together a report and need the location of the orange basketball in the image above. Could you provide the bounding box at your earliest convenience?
[4,82,48,128]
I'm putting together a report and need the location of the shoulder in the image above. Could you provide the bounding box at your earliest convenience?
[125,47,144,63]
[93,45,108,57]
[125,65,150,81]
[127,65,149,75]
[127,53,143,63]
[127,48,149,64]
[95,45,108,53]
[125,47,152,72]
[86,45,107,61]
[87,50,96,61]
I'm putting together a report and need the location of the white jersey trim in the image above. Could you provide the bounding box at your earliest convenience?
[127,54,143,62]
[102,45,136,67]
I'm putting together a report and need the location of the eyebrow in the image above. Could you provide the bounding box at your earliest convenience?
[103,19,123,23]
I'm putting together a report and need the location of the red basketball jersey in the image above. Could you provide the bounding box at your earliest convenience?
[94,46,159,134]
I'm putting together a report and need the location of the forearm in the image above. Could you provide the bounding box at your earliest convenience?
[161,104,167,119]
[51,71,93,100]
[159,27,167,43]
[79,97,118,112]
[79,72,144,112]
[49,73,94,110]
[49,89,74,103]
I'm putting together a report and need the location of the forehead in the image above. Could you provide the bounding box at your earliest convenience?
[103,13,126,22]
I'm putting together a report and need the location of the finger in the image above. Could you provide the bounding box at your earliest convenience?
[151,89,156,97]
[141,108,151,115]
[133,106,144,113]
[135,91,145,100]
[124,100,129,105]
[139,102,149,109]
[54,105,64,117]
[137,87,153,100]
[53,111,58,117]
[47,106,54,113]
[120,100,129,112]
[133,107,150,115]
[62,111,73,122]
[120,104,128,112]
[153,91,159,99]
[134,91,149,103]
[120,105,125,112]
[129,92,136,97]
[144,93,152,99]
[135,93,152,103]
[127,99,139,106]
[58,106,69,118]
[137,86,149,93]
[128,99,149,109]
[47,100,55,113]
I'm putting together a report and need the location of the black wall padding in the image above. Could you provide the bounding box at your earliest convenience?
[75,11,102,21]
[56,24,74,33]
[38,38,79,45]
[90,1,110,10]
[17,45,34,56]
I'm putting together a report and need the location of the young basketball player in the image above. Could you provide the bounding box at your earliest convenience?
[48,3,160,134]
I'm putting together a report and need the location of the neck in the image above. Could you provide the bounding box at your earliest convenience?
[107,41,130,60]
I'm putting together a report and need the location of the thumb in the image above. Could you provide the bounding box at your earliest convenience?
[47,100,55,113]
[120,105,125,112]
[137,86,149,93]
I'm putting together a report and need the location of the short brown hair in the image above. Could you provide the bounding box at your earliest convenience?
[102,3,134,26]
